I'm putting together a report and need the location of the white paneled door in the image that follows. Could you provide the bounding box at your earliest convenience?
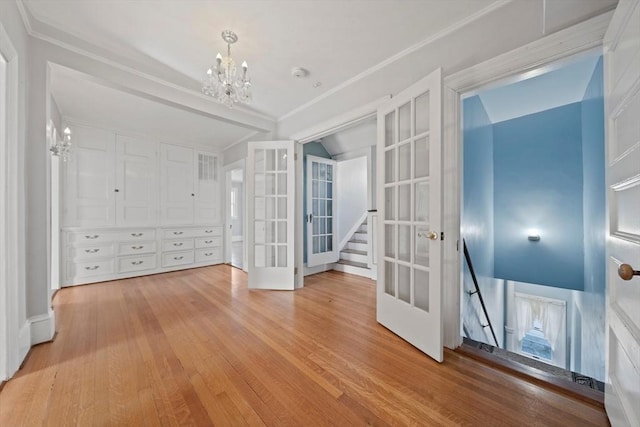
[603,1,640,425]
[247,141,296,290]
[377,68,443,362]
[306,155,338,267]
[160,144,194,225]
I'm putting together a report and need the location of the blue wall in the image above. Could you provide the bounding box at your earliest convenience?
[303,142,332,264]
[463,96,495,278]
[493,103,585,290]
[581,57,606,296]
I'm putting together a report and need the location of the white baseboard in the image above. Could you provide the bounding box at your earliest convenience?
[304,263,335,276]
[30,311,56,345]
[18,321,31,365]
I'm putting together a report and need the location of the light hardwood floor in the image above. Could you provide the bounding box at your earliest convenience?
[0,266,608,426]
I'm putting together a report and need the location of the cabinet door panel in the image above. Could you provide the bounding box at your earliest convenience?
[116,135,158,226]
[161,144,194,225]
[64,125,116,226]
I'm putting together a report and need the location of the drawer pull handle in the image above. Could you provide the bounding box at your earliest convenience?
[85,235,99,239]
[205,252,213,256]
[131,261,144,265]
[85,249,100,253]
[205,230,213,234]
[85,265,100,271]
[131,233,143,237]
[173,242,183,247]
[173,231,184,235]
[132,246,144,250]
[174,256,184,260]
[205,240,213,244]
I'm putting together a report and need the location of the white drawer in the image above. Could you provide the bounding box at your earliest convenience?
[117,241,156,256]
[162,250,194,268]
[195,247,222,263]
[67,231,116,244]
[67,243,114,260]
[117,229,156,242]
[117,254,157,274]
[195,236,222,249]
[67,258,115,280]
[193,226,223,237]
[162,238,194,252]
[163,228,194,239]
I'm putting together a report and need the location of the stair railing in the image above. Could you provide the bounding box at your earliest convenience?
[463,239,499,348]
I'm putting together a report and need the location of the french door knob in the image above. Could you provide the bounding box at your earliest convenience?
[427,231,438,240]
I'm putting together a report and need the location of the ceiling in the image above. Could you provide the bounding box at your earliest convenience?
[477,53,602,123]
[23,0,618,152]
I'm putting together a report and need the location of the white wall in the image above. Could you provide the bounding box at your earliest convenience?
[336,156,367,247]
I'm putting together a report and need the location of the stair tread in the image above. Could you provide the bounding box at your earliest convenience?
[338,259,369,269]
[341,249,367,255]
[349,239,367,244]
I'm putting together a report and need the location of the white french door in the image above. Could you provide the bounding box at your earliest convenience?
[377,68,443,362]
[603,1,640,425]
[247,141,296,290]
[306,155,338,267]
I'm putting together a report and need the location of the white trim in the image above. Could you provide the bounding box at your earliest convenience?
[18,321,30,365]
[223,159,247,271]
[278,1,510,121]
[223,130,262,152]
[0,21,22,381]
[441,11,613,350]
[289,96,390,143]
[29,312,56,345]
[304,263,335,277]
[338,211,368,253]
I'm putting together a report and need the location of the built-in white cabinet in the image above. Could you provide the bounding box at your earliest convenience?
[61,123,224,286]
[160,144,220,225]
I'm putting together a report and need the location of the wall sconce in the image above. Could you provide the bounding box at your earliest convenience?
[50,127,72,162]
[527,229,541,242]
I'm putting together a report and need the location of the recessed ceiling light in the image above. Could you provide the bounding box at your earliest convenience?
[313,81,322,88]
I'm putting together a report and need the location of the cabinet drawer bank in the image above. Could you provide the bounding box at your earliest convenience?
[62,225,224,286]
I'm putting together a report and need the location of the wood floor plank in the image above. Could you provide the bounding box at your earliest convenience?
[0,265,609,426]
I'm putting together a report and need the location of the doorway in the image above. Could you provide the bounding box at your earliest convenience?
[226,165,245,270]
[460,52,606,386]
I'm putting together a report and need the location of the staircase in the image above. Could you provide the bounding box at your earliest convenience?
[333,219,371,278]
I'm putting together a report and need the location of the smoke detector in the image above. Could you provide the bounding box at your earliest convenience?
[291,67,309,78]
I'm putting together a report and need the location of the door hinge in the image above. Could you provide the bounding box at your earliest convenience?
[294,267,298,276]
[294,153,298,161]
[456,239,459,251]
[441,232,445,241]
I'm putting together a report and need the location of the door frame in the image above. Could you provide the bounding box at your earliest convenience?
[223,158,247,271]
[0,22,21,380]
[441,11,614,349]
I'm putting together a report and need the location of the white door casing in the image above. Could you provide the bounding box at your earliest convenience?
[194,150,219,224]
[247,141,296,290]
[603,1,640,425]
[115,135,158,226]
[377,68,443,362]
[306,155,339,267]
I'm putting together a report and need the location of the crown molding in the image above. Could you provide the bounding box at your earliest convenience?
[223,130,263,152]
[277,0,511,122]
[15,0,33,34]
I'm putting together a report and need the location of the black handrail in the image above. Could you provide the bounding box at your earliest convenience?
[463,239,499,348]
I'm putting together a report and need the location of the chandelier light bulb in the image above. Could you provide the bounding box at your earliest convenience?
[64,127,71,136]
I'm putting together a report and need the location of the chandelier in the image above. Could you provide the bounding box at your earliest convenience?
[202,30,252,108]
[50,127,72,162]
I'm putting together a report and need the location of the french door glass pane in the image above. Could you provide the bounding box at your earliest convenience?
[385,261,395,296]
[415,226,430,267]
[385,224,395,258]
[266,149,276,171]
[398,265,411,303]
[415,137,429,178]
[277,149,287,171]
[399,102,411,141]
[415,182,429,223]
[399,142,411,181]
[414,269,430,312]
[398,184,411,221]
[385,187,395,220]
[385,149,395,183]
[277,246,287,267]
[415,92,430,135]
[385,111,395,147]
[398,225,411,263]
